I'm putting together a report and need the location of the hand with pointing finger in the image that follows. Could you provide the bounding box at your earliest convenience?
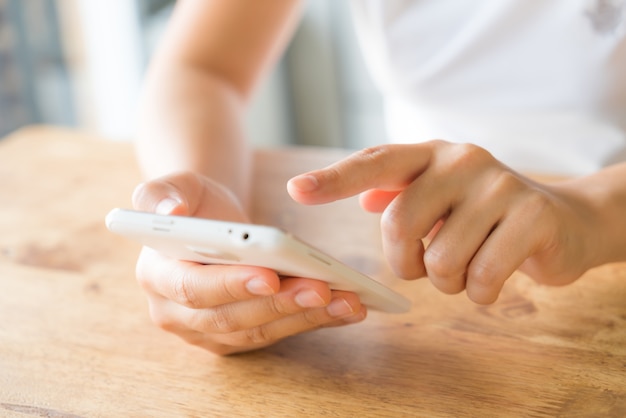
[287,141,611,304]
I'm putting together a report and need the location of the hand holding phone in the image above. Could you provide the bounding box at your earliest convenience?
[106,208,411,313]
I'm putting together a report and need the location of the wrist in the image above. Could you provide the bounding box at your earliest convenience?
[553,166,626,267]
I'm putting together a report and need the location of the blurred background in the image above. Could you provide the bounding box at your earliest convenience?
[0,0,384,149]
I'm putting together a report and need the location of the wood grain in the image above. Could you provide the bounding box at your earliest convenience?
[0,126,624,417]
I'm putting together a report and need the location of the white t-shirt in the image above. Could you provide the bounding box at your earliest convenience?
[350,0,626,175]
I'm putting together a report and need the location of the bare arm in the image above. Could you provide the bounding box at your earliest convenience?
[131,0,366,356]
[135,0,303,204]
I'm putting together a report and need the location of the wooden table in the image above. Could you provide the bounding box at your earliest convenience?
[1,126,625,418]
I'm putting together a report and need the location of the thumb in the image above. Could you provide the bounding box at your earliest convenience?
[131,171,248,222]
[132,178,189,216]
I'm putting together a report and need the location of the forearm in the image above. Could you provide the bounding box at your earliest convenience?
[134,62,252,205]
[133,0,302,211]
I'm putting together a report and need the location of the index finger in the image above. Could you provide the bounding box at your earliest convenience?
[286,143,434,205]
[137,247,280,309]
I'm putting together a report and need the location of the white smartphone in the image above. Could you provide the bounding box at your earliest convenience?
[105,208,411,313]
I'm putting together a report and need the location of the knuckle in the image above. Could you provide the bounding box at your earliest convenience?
[354,144,390,162]
[265,295,296,316]
[171,269,200,308]
[202,308,239,334]
[321,146,390,184]
[423,246,461,280]
[300,308,325,327]
[345,145,394,178]
[381,208,410,243]
[214,272,241,303]
[467,259,498,289]
[423,249,467,294]
[429,138,450,147]
[447,143,493,171]
[489,170,524,196]
[244,325,275,345]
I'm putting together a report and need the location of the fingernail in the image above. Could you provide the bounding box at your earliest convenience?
[294,290,326,308]
[156,198,181,215]
[289,175,319,192]
[326,298,354,317]
[246,278,275,296]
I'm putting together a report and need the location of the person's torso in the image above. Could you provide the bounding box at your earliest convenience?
[350,0,626,175]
